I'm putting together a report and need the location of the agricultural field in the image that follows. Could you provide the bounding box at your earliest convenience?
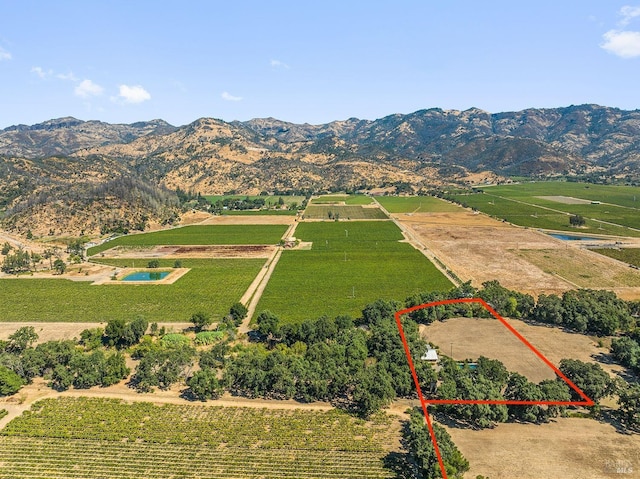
[0,258,264,322]
[255,221,452,322]
[221,209,297,216]
[449,182,640,236]
[303,204,388,220]
[593,248,640,268]
[376,195,461,213]
[88,224,289,256]
[0,397,401,479]
[310,194,373,205]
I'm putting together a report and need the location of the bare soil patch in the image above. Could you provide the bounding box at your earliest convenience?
[442,417,640,479]
[99,244,276,259]
[395,212,640,299]
[396,213,572,295]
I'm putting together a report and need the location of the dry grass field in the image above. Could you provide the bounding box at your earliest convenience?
[443,417,640,479]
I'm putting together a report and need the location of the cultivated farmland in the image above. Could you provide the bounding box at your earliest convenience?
[0,397,400,479]
[449,182,640,236]
[376,195,461,213]
[303,205,388,220]
[255,221,452,322]
[88,225,288,256]
[0,258,264,322]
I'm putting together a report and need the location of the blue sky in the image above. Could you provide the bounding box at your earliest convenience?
[1,1,640,128]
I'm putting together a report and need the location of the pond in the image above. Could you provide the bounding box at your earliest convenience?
[122,271,170,282]
[548,233,602,241]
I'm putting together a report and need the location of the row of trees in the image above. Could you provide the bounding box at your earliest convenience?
[406,280,636,336]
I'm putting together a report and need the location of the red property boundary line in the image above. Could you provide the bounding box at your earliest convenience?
[394,298,594,479]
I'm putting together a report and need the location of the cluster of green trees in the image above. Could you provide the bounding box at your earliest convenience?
[611,334,640,375]
[407,280,636,337]
[0,327,129,394]
[436,356,574,428]
[226,301,434,417]
[1,247,40,274]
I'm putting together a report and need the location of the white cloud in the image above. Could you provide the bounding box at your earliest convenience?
[620,5,640,26]
[31,66,52,78]
[270,59,290,69]
[57,72,78,82]
[0,47,11,61]
[75,79,104,98]
[221,91,243,101]
[601,29,640,58]
[118,84,151,103]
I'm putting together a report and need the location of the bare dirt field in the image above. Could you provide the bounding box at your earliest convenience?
[99,244,276,259]
[198,215,296,225]
[394,212,640,299]
[442,417,640,479]
[420,317,625,383]
[396,212,573,295]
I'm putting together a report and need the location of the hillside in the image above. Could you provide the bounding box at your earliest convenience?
[2,104,640,236]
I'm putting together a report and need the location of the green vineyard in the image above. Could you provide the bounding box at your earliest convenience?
[0,398,401,479]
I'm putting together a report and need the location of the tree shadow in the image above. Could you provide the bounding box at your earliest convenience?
[596,408,640,436]
[383,452,420,479]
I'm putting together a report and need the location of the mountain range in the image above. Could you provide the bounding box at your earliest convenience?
[1,104,639,235]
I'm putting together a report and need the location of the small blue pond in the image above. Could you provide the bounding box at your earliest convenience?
[548,233,601,241]
[122,271,170,282]
[457,362,478,370]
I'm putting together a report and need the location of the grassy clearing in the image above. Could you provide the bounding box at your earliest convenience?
[88,225,289,256]
[0,258,264,322]
[303,205,388,220]
[376,196,461,213]
[593,248,640,268]
[451,182,640,236]
[311,195,373,205]
[0,397,398,479]
[256,221,453,322]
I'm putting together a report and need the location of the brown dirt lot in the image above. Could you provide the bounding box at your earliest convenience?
[442,417,640,479]
[395,212,640,299]
[100,244,276,259]
[420,317,626,383]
